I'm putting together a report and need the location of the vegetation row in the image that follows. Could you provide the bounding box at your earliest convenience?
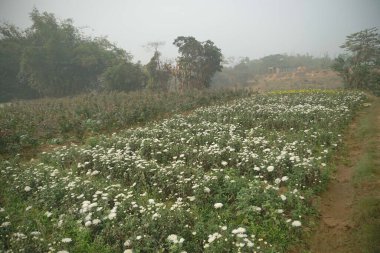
[0,90,367,252]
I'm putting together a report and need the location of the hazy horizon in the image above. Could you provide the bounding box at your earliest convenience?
[1,0,379,64]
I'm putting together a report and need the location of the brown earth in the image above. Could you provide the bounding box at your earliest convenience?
[249,69,344,91]
[308,96,380,253]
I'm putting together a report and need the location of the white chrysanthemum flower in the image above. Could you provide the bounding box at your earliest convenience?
[167,234,178,242]
[84,221,92,227]
[253,166,260,171]
[24,186,32,192]
[124,250,133,253]
[253,206,262,212]
[25,206,32,211]
[267,166,274,172]
[1,221,11,227]
[167,234,184,244]
[208,232,222,243]
[274,178,281,184]
[281,176,289,181]
[61,238,72,243]
[221,161,228,166]
[214,203,223,209]
[204,187,211,193]
[45,211,52,218]
[232,227,246,234]
[92,219,101,225]
[247,241,254,247]
[108,212,117,220]
[152,213,161,220]
[89,202,98,208]
[14,232,27,239]
[236,233,247,238]
[30,231,41,236]
[280,195,287,201]
[91,170,100,176]
[291,220,302,227]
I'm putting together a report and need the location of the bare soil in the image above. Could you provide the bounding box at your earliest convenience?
[309,97,380,253]
[250,69,343,92]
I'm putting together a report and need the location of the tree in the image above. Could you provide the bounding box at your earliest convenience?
[144,42,172,91]
[173,36,222,90]
[332,27,380,94]
[101,61,146,92]
[0,23,39,101]
[19,9,132,97]
[19,9,82,97]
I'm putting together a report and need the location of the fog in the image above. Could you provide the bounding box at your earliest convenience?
[1,0,379,63]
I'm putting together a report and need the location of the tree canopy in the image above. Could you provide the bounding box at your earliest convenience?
[146,48,171,91]
[0,9,230,101]
[173,36,223,89]
[0,9,146,101]
[332,27,380,94]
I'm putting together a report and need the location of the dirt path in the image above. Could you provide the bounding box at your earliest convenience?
[309,96,380,253]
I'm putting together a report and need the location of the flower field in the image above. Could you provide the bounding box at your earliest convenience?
[0,89,249,156]
[0,90,366,252]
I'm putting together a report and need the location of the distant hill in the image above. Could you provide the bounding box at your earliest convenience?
[248,68,344,91]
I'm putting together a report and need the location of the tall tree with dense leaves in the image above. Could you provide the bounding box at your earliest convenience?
[0,24,39,101]
[173,36,222,90]
[19,9,131,97]
[19,9,81,97]
[332,27,380,94]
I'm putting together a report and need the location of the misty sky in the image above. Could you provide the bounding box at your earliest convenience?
[1,0,379,64]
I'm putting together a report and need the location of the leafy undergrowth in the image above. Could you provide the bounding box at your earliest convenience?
[0,89,250,157]
[0,90,366,252]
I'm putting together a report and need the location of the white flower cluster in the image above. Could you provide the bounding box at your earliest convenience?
[0,91,366,252]
[167,234,185,244]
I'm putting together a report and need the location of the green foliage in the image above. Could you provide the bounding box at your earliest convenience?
[101,61,146,92]
[146,51,172,91]
[20,9,81,97]
[332,27,380,95]
[0,9,136,101]
[0,89,250,156]
[173,36,223,89]
[19,9,133,97]
[0,90,367,252]
[0,23,39,101]
[352,97,380,253]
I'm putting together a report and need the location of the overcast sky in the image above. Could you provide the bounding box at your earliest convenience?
[1,0,379,64]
